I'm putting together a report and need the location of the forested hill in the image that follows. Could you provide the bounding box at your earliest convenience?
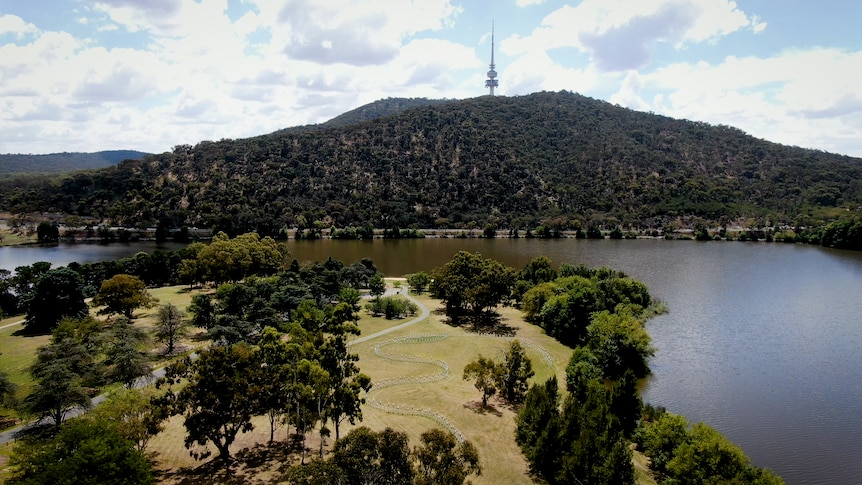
[1,91,860,236]
[0,150,149,177]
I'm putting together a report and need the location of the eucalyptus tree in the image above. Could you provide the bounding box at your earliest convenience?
[156,343,261,465]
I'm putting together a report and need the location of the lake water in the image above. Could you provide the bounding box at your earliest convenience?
[0,242,187,272]
[3,238,861,484]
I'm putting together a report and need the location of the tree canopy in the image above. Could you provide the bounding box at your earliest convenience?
[91,274,157,319]
[23,267,88,334]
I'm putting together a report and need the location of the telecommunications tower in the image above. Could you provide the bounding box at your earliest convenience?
[485,21,498,95]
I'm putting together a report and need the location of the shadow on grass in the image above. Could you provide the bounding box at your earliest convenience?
[154,436,308,485]
[463,400,503,417]
[443,312,517,337]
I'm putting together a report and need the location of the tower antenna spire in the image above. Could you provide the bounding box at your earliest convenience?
[484,21,498,95]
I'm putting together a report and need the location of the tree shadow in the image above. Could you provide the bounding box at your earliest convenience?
[443,312,517,337]
[155,437,306,485]
[463,400,503,417]
[11,326,48,337]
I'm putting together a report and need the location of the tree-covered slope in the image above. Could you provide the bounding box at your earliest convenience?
[0,150,149,177]
[1,91,859,235]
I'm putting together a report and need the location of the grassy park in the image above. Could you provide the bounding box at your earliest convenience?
[0,280,658,484]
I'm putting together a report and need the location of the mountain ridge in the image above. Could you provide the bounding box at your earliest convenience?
[0,91,859,235]
[0,150,150,177]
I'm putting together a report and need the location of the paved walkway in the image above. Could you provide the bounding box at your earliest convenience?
[350,287,430,347]
[0,319,23,330]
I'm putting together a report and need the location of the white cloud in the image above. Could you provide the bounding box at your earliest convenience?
[641,48,862,154]
[276,0,461,66]
[505,0,763,70]
[610,70,649,110]
[0,14,39,37]
[516,0,545,6]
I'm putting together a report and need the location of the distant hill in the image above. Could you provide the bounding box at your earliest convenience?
[1,91,860,235]
[0,150,150,177]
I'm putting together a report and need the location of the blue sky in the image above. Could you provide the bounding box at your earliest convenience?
[1,0,861,157]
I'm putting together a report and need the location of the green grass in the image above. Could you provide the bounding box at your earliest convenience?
[0,319,50,410]
[0,229,36,246]
[2,283,658,484]
[0,285,206,427]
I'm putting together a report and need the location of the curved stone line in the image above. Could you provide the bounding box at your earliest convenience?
[366,332,556,444]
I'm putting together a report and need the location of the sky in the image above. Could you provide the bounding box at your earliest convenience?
[1,0,861,157]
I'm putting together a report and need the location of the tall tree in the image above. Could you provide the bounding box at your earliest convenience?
[515,377,561,479]
[255,326,305,443]
[91,274,157,319]
[496,340,534,404]
[25,338,95,429]
[0,360,16,407]
[22,267,88,334]
[157,344,261,464]
[187,293,216,330]
[103,317,152,389]
[153,303,188,354]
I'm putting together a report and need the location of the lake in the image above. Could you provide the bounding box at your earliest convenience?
[3,238,861,484]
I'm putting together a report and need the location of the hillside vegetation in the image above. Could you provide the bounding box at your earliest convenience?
[0,150,149,178]
[0,92,860,235]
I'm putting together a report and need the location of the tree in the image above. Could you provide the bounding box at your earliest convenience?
[413,428,481,485]
[25,338,95,430]
[369,274,386,299]
[430,251,515,318]
[36,221,59,243]
[496,340,534,404]
[187,293,217,330]
[317,309,370,442]
[520,256,557,285]
[0,364,16,407]
[8,419,154,485]
[88,388,168,452]
[332,427,414,485]
[157,344,261,464]
[92,274,157,319]
[611,369,642,437]
[283,458,347,485]
[154,303,188,354]
[22,267,88,334]
[255,326,306,443]
[515,377,561,479]
[103,317,152,389]
[406,271,432,294]
[586,311,654,379]
[462,355,499,407]
[516,376,635,485]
